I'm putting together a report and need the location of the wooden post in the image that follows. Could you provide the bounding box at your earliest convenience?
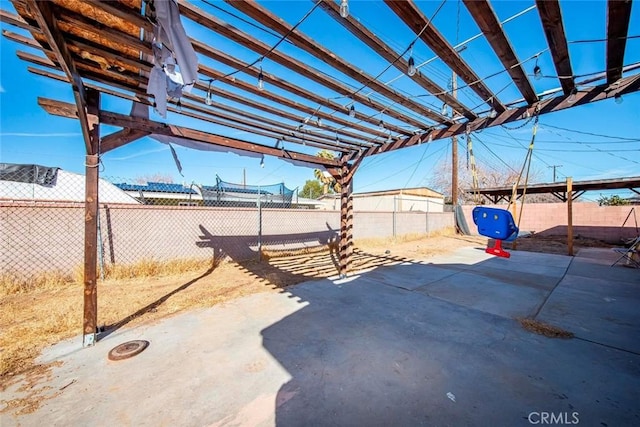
[567,177,574,256]
[338,158,354,278]
[83,89,100,347]
[451,70,458,206]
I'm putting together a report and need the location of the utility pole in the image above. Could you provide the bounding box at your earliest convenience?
[451,70,458,206]
[548,165,562,182]
[243,168,246,188]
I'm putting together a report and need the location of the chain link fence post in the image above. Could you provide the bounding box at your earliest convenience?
[257,185,262,261]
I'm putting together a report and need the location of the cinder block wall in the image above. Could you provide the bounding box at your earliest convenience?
[1,203,453,275]
[461,203,638,243]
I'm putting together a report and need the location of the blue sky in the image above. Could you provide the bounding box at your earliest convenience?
[0,0,639,201]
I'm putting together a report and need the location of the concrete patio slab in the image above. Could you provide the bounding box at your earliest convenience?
[537,274,640,354]
[361,262,460,290]
[416,271,551,319]
[2,248,639,427]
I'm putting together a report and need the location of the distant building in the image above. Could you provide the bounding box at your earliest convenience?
[318,187,445,212]
[115,182,200,206]
[0,164,138,204]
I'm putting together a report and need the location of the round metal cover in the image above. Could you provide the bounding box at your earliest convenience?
[108,340,149,361]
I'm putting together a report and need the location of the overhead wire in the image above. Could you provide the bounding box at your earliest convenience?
[214,1,323,81]
[357,142,448,191]
[538,123,639,141]
[200,0,297,44]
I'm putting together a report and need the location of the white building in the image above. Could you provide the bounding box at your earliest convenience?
[319,187,445,212]
[0,167,139,204]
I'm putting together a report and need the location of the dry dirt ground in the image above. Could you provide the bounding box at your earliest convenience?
[0,231,614,415]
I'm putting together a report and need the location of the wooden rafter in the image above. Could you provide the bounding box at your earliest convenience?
[535,0,575,95]
[463,0,538,105]
[24,0,97,154]
[16,44,377,152]
[4,7,397,140]
[317,0,476,120]
[366,72,640,157]
[26,62,362,153]
[101,129,150,153]
[177,0,429,130]
[192,43,409,136]
[606,0,633,84]
[385,0,506,113]
[224,0,450,125]
[38,98,343,169]
[0,8,41,33]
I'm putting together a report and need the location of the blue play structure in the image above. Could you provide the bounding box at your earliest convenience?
[472,206,519,258]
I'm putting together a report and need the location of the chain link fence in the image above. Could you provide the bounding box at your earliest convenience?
[1,164,454,282]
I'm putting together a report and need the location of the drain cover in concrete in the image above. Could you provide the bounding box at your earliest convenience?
[108,340,149,361]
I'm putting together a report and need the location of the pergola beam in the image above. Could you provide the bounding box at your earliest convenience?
[101,129,150,153]
[225,0,450,125]
[28,62,374,153]
[24,0,97,154]
[317,0,476,120]
[463,0,538,105]
[385,0,506,113]
[178,0,429,130]
[535,0,575,95]
[37,97,343,169]
[0,7,40,33]
[4,6,396,140]
[367,73,640,156]
[606,0,633,84]
[9,34,379,151]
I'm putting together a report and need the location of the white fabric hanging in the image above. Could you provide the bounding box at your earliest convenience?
[153,0,198,85]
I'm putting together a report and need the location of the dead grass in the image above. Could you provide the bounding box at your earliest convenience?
[0,270,74,297]
[517,318,574,339]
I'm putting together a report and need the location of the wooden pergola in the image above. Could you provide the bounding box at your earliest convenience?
[1,0,637,346]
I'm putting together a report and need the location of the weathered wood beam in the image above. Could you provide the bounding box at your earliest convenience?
[196,60,403,137]
[225,0,450,125]
[82,88,100,347]
[56,6,152,54]
[535,0,575,95]
[317,0,476,120]
[367,72,640,156]
[29,61,375,152]
[0,7,40,33]
[606,0,632,84]
[463,0,538,105]
[37,98,344,168]
[25,0,98,154]
[92,0,152,33]
[31,66,357,152]
[178,0,429,129]
[385,0,506,113]
[101,128,150,153]
[3,8,393,140]
[13,36,375,150]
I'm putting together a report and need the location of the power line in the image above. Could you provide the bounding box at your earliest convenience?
[539,123,639,141]
[473,134,520,174]
[200,0,295,44]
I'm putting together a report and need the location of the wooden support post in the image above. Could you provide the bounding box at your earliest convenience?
[338,157,355,278]
[567,177,574,256]
[451,70,458,206]
[83,89,100,347]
